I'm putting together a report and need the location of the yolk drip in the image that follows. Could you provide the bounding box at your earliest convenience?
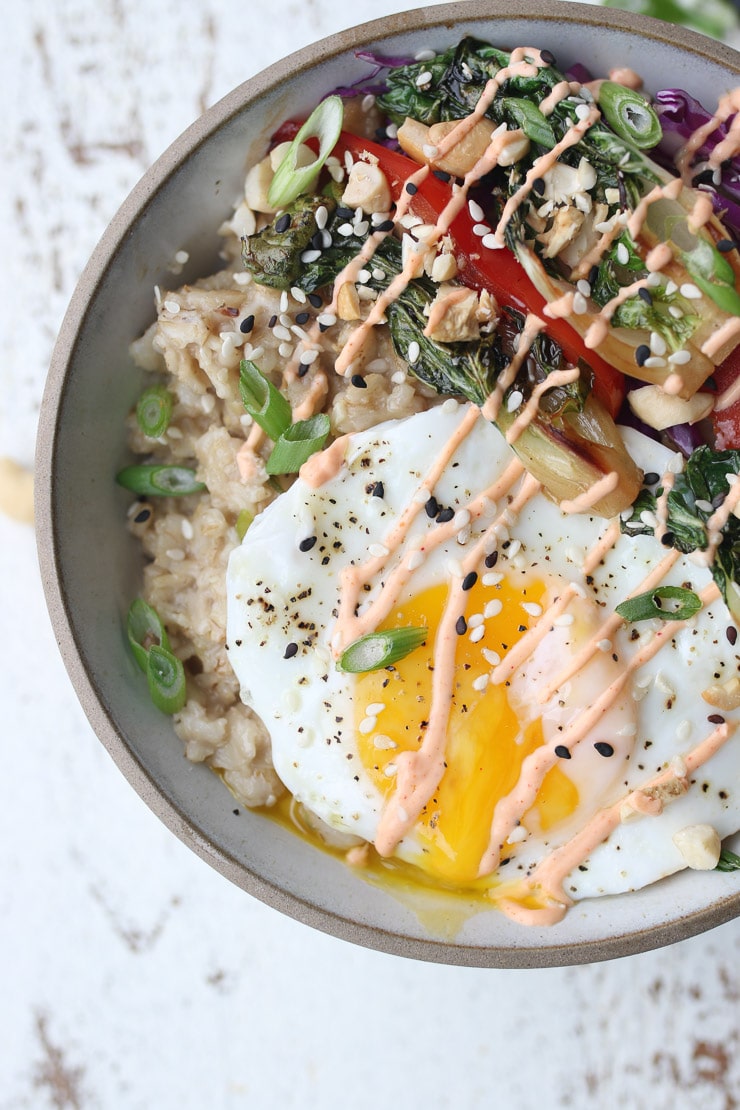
[355,575,580,886]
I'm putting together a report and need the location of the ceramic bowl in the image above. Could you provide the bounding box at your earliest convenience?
[37,0,740,967]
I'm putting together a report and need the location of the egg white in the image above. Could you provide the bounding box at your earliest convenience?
[226,404,740,901]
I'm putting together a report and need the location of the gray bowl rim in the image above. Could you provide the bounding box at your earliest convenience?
[36,0,740,968]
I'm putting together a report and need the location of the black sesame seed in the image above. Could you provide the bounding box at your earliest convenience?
[708,713,726,725]
[540,48,556,65]
[462,571,478,591]
[268,314,278,329]
[455,615,467,636]
[436,507,454,523]
[588,265,599,287]
[133,508,151,524]
[372,481,384,498]
[432,170,451,183]
[717,238,739,253]
[727,625,738,646]
[275,213,291,234]
[643,471,660,486]
[712,492,726,509]
[298,536,317,552]
[594,741,614,757]
[425,496,439,518]
[336,206,354,220]
[295,311,310,325]
[311,230,325,251]
[297,362,310,378]
[485,550,499,569]
[532,177,545,196]
[635,344,650,367]
[240,314,255,334]
[374,127,388,142]
[692,169,716,187]
[660,531,675,546]
[351,374,367,389]
[284,642,298,659]
[375,219,395,232]
[318,322,331,333]
[638,287,653,306]
[554,744,571,759]
[308,292,323,308]
[405,182,418,195]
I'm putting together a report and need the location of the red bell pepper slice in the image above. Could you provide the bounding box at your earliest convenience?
[334,132,626,419]
[711,347,740,450]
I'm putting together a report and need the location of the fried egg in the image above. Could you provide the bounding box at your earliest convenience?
[226,403,740,919]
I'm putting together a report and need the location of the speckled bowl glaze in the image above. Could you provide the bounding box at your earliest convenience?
[37,0,740,967]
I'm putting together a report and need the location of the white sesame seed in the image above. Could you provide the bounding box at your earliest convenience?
[482,233,502,250]
[414,486,431,503]
[472,674,489,691]
[575,103,591,121]
[456,526,471,545]
[484,599,503,618]
[695,499,714,513]
[407,550,425,571]
[422,144,439,160]
[647,271,662,287]
[472,223,489,237]
[452,510,470,531]
[337,222,354,237]
[482,647,501,666]
[469,626,485,643]
[369,543,389,558]
[166,548,185,562]
[414,48,436,61]
[278,313,292,328]
[300,249,322,264]
[280,291,289,312]
[164,299,180,314]
[597,638,612,652]
[366,702,386,716]
[644,356,667,369]
[573,292,588,315]
[343,150,354,173]
[616,243,630,266]
[522,602,542,617]
[676,719,692,742]
[680,282,702,299]
[442,398,459,414]
[408,341,421,363]
[650,331,667,356]
[291,325,310,342]
[668,349,691,365]
[507,390,523,413]
[373,734,397,750]
[416,70,433,87]
[272,324,292,342]
[357,269,371,284]
[361,93,376,112]
[482,572,503,588]
[354,220,370,236]
[385,123,398,140]
[553,613,575,627]
[300,348,319,365]
[372,268,386,281]
[317,313,336,327]
[468,613,485,628]
[391,370,407,384]
[576,279,591,297]
[181,519,194,540]
[445,558,464,578]
[617,723,638,737]
[468,199,485,222]
[359,716,377,735]
[506,539,522,559]
[278,342,293,358]
[640,509,659,529]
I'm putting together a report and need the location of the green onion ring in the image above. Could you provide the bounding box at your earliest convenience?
[239,359,292,442]
[615,585,701,623]
[267,95,344,209]
[116,464,205,497]
[135,385,173,438]
[146,644,187,714]
[337,626,429,673]
[127,598,171,672]
[266,413,331,475]
[598,81,662,149]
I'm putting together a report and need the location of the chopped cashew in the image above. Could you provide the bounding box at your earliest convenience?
[429,251,459,283]
[397,116,498,178]
[702,675,740,711]
[672,824,721,870]
[628,385,715,430]
[423,284,498,342]
[341,160,392,214]
[337,282,362,321]
[539,205,586,260]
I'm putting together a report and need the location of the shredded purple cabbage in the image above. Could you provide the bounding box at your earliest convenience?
[354,48,417,68]
[654,89,740,238]
[564,62,594,85]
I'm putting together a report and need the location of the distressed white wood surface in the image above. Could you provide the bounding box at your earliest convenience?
[2,2,740,1107]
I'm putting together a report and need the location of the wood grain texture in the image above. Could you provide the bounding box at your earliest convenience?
[2,2,739,1107]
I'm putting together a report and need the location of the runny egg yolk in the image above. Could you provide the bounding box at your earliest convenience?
[354,575,579,887]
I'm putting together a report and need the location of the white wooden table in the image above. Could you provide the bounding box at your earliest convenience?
[2,3,739,1107]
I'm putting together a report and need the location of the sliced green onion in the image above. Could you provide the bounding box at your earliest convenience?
[136,385,173,438]
[127,598,171,672]
[716,847,740,872]
[236,508,254,541]
[500,97,555,148]
[267,95,344,208]
[266,413,331,475]
[146,644,187,714]
[239,359,292,442]
[337,626,428,673]
[598,81,662,149]
[615,586,701,623]
[116,464,205,497]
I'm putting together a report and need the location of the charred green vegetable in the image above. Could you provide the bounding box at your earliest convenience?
[242,194,338,289]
